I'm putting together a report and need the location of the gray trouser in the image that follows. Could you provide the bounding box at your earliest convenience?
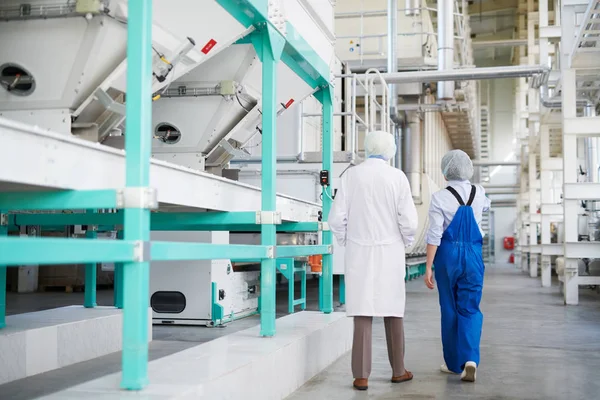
[352,316,406,379]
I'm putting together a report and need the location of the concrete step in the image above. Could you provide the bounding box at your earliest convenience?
[38,311,352,400]
[0,306,152,385]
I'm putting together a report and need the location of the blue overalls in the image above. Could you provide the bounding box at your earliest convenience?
[434,185,485,374]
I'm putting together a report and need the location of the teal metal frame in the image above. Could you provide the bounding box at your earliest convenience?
[0,0,333,391]
[276,258,307,313]
[0,210,6,329]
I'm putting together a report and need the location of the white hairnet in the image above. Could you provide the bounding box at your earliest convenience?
[364,130,396,161]
[441,149,474,181]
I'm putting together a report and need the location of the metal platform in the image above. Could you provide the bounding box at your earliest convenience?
[0,117,320,222]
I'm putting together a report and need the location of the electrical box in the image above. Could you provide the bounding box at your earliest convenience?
[76,0,103,14]
[220,80,236,96]
[319,170,330,186]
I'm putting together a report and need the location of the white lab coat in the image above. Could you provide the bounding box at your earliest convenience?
[328,158,418,317]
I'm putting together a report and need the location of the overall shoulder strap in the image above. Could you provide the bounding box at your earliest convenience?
[466,185,477,206]
[446,186,465,206]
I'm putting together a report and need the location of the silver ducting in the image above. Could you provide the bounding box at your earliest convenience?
[403,111,422,199]
[584,105,599,187]
[540,85,591,109]
[387,0,399,121]
[373,65,549,84]
[405,0,420,16]
[394,124,403,169]
[437,0,454,100]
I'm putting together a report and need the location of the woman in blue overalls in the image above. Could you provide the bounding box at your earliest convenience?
[423,150,491,382]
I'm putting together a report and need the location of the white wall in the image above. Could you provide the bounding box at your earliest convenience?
[488,79,518,262]
[334,0,436,63]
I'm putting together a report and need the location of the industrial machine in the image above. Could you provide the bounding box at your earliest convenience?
[0,0,479,326]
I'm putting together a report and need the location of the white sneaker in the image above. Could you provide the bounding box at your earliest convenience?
[440,364,455,374]
[460,361,477,382]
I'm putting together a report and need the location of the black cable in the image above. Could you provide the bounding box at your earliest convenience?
[235,91,253,113]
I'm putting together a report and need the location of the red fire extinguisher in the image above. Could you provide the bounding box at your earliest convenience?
[509,253,515,264]
[503,236,515,250]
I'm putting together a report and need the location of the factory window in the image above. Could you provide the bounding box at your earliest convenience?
[154,122,182,144]
[0,63,35,96]
[151,291,186,314]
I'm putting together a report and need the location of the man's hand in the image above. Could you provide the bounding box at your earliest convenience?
[424,268,435,290]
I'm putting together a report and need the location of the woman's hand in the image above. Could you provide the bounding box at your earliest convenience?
[424,268,435,290]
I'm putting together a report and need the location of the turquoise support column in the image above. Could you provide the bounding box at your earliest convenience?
[317,86,334,314]
[0,210,7,329]
[114,230,124,309]
[251,24,285,337]
[84,211,97,308]
[121,0,152,390]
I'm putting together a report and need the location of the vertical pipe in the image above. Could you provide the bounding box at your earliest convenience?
[405,0,421,16]
[584,105,598,184]
[257,26,284,337]
[114,229,124,309]
[84,210,97,308]
[0,210,6,329]
[121,0,152,390]
[406,111,422,198]
[437,0,454,100]
[321,87,334,314]
[297,103,304,161]
[351,75,357,158]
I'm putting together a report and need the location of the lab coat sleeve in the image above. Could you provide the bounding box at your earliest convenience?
[397,174,418,247]
[328,174,349,246]
[483,190,491,212]
[426,194,444,246]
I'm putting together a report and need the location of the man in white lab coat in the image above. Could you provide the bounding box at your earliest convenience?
[329,130,419,391]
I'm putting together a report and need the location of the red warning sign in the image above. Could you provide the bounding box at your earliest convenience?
[201,39,217,54]
[284,98,295,108]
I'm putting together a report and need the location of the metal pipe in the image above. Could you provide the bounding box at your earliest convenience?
[540,85,591,109]
[368,65,550,84]
[584,105,598,188]
[387,0,399,121]
[472,160,521,166]
[297,103,304,161]
[482,184,520,189]
[405,0,420,16]
[405,111,422,198]
[394,124,403,169]
[472,39,530,48]
[230,156,298,164]
[351,75,357,159]
[437,0,454,100]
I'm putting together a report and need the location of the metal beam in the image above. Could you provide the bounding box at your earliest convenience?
[472,39,529,48]
[472,160,521,166]
[366,65,549,84]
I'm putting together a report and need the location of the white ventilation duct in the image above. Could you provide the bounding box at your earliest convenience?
[437,0,454,100]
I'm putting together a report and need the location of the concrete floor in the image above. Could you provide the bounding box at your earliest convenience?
[287,266,600,400]
[2,267,600,400]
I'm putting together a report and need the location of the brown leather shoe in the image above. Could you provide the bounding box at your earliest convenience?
[353,378,368,390]
[391,370,413,383]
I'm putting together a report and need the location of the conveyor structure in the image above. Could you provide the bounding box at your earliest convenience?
[0,0,337,390]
